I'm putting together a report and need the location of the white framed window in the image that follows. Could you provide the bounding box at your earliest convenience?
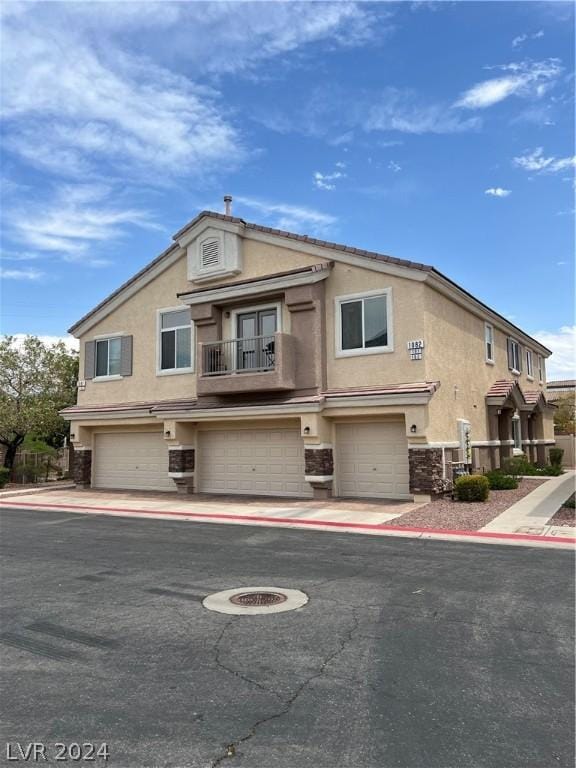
[95,336,122,378]
[538,354,545,383]
[525,349,533,379]
[335,289,393,358]
[484,323,494,363]
[157,307,194,375]
[507,338,521,374]
[512,413,522,454]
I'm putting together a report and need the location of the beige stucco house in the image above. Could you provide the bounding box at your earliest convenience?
[62,207,555,501]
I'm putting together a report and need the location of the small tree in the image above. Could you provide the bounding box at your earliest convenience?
[0,336,78,470]
[554,393,576,435]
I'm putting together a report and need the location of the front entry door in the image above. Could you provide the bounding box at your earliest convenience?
[236,309,277,371]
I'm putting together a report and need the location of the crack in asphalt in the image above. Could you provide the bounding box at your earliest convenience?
[210,609,361,768]
[212,619,285,705]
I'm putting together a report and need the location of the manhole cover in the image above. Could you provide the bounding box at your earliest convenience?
[230,591,287,607]
[202,586,308,615]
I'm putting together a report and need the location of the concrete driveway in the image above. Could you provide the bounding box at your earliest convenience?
[1,506,574,768]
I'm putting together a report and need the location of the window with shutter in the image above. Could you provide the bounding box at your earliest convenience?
[200,238,220,269]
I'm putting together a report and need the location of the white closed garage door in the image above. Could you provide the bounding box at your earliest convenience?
[199,429,312,498]
[93,432,173,492]
[336,422,410,499]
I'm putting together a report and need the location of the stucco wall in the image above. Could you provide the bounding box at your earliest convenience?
[423,284,547,442]
[325,263,426,389]
[76,239,328,406]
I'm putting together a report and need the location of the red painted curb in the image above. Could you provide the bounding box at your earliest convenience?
[1,499,575,545]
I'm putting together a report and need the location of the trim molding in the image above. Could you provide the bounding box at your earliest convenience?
[305,475,333,483]
[179,268,330,306]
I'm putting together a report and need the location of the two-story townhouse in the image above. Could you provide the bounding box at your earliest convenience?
[62,204,555,501]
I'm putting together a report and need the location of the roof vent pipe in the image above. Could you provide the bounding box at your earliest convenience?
[224,195,232,216]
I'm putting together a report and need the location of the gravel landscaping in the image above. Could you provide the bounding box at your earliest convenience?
[548,497,576,528]
[387,478,547,532]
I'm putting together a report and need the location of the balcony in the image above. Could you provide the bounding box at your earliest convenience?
[197,332,296,395]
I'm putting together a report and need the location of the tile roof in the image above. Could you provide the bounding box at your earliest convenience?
[67,210,551,356]
[61,383,439,417]
[524,390,546,404]
[486,380,553,409]
[486,380,520,399]
[173,211,434,272]
[546,380,576,388]
[324,382,439,397]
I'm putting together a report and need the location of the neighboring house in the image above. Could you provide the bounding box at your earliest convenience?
[545,380,576,403]
[62,204,555,501]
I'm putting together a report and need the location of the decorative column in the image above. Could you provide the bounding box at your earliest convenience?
[498,409,513,463]
[72,447,92,488]
[304,446,334,499]
[486,407,501,470]
[168,447,195,494]
[408,447,446,500]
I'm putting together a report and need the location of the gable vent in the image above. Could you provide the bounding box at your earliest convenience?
[201,238,220,268]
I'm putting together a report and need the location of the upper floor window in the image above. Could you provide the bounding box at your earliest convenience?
[484,323,494,363]
[335,289,392,357]
[538,354,545,383]
[526,349,533,378]
[159,308,193,373]
[96,337,121,377]
[507,338,521,374]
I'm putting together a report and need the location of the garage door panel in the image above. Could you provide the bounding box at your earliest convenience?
[93,432,173,492]
[200,429,311,498]
[336,423,410,499]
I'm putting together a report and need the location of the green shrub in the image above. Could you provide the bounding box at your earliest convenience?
[484,470,518,490]
[501,455,532,476]
[549,448,564,468]
[0,467,10,489]
[454,474,490,502]
[12,462,43,484]
[562,494,576,509]
[501,456,563,477]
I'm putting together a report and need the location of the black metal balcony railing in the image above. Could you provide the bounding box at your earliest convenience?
[202,335,276,376]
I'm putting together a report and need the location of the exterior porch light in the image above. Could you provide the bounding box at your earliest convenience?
[303,426,311,435]
[165,429,172,438]
[410,424,417,433]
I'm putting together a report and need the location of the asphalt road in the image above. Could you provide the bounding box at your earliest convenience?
[0,507,574,768]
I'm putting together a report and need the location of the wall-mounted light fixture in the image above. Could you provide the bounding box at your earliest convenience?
[165,430,172,438]
[70,433,75,440]
[410,424,417,433]
[303,426,311,435]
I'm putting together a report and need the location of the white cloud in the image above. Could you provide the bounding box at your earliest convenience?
[388,161,402,173]
[8,183,160,263]
[455,59,562,109]
[512,30,544,48]
[1,3,379,183]
[313,169,346,190]
[533,326,576,379]
[234,196,336,235]
[9,334,79,352]
[367,88,481,133]
[485,187,512,197]
[513,147,576,174]
[0,267,44,280]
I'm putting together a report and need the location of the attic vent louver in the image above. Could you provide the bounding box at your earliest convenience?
[201,238,220,268]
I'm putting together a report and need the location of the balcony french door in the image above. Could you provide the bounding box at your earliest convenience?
[236,309,277,371]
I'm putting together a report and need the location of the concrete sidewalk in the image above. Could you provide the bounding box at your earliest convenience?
[481,470,576,537]
[1,487,575,549]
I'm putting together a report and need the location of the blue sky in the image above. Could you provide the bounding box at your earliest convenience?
[1,1,574,376]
